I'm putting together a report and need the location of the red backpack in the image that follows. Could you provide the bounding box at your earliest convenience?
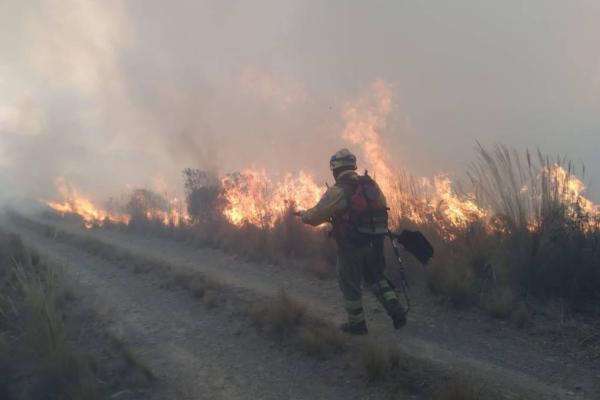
[348,174,389,235]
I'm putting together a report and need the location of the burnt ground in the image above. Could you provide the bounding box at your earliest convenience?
[4,213,599,400]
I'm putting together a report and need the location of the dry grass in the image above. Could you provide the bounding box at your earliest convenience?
[109,335,157,384]
[164,272,221,307]
[99,190,339,280]
[0,226,161,399]
[22,144,600,321]
[249,290,307,339]
[19,214,347,361]
[361,343,388,382]
[427,257,477,307]
[248,291,345,358]
[359,343,432,393]
[179,150,600,318]
[424,145,600,320]
[191,211,337,279]
[0,231,101,400]
[295,321,345,358]
[15,214,349,364]
[469,145,600,306]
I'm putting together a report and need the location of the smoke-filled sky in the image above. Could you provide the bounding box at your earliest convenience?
[1,0,600,203]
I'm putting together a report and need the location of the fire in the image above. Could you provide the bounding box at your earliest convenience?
[42,81,495,240]
[44,177,129,228]
[340,82,600,238]
[220,169,324,227]
[342,80,486,239]
[342,80,404,223]
[546,164,600,230]
[126,189,189,227]
[43,81,600,241]
[44,178,189,228]
[44,172,321,230]
[426,175,487,237]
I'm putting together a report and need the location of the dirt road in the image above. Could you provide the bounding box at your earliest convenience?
[5,214,599,399]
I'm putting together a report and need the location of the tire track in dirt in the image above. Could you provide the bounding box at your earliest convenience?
[9,214,597,400]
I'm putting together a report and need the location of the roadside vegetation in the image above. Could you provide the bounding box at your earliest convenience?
[122,173,338,279]
[176,146,600,324]
[0,229,101,399]
[40,144,600,327]
[426,146,600,321]
[248,291,346,359]
[0,228,155,400]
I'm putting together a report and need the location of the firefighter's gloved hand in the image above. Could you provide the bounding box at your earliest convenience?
[294,210,311,225]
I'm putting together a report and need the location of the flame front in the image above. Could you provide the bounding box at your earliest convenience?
[44,178,189,228]
[220,169,324,227]
[42,81,600,240]
[546,165,600,231]
[342,80,487,239]
[128,189,190,227]
[342,80,404,224]
[44,177,130,228]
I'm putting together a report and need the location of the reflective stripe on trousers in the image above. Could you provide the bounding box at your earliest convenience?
[344,299,365,324]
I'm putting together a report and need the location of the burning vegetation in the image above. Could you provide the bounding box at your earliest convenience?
[41,81,600,315]
[43,177,131,228]
[219,169,324,228]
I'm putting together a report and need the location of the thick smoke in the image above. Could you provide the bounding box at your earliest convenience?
[1,0,600,205]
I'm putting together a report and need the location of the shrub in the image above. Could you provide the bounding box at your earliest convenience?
[183,168,221,224]
[126,189,169,224]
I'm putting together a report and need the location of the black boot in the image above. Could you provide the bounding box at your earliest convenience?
[340,321,368,335]
[392,309,407,329]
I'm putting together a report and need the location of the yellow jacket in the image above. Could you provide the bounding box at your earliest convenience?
[302,170,359,226]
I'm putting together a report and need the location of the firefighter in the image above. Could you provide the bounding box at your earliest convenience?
[297,149,406,335]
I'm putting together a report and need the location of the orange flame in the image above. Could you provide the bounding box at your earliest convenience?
[342,80,487,239]
[127,189,189,227]
[43,81,600,240]
[44,178,189,228]
[427,175,487,238]
[342,80,404,222]
[43,178,130,228]
[220,169,324,227]
[547,165,600,231]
